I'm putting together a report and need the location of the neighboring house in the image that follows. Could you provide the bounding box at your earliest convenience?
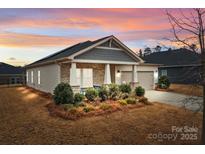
[143,48,202,84]
[0,62,25,85]
[26,35,159,93]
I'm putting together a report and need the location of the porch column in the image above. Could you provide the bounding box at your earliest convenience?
[132,65,138,82]
[70,62,77,86]
[104,64,111,84]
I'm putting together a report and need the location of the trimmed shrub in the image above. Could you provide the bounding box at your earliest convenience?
[119,83,132,94]
[99,103,112,111]
[85,88,98,101]
[118,99,127,105]
[158,76,170,89]
[98,85,109,101]
[74,93,84,103]
[135,86,145,97]
[108,83,119,100]
[126,98,137,104]
[53,83,74,105]
[83,106,95,113]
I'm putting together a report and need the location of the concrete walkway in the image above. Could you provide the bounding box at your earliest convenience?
[145,90,203,112]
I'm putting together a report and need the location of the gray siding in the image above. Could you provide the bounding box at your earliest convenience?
[75,48,138,62]
[159,66,202,84]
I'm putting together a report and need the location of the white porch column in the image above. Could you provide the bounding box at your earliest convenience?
[132,65,138,82]
[70,62,77,86]
[104,64,111,84]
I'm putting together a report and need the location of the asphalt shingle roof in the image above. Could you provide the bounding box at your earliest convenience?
[28,36,112,66]
[0,62,25,74]
[143,48,201,66]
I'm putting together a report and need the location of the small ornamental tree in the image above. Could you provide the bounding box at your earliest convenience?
[53,83,74,105]
[158,76,170,89]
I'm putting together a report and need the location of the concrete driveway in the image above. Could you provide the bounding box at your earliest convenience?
[145,90,203,112]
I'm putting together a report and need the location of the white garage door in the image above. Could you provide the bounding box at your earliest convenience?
[138,71,154,90]
[121,71,132,84]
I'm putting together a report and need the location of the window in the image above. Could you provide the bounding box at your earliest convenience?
[161,69,167,76]
[26,71,29,83]
[82,69,93,88]
[37,70,41,85]
[76,68,93,88]
[31,71,33,83]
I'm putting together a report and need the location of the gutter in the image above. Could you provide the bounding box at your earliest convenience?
[25,57,71,69]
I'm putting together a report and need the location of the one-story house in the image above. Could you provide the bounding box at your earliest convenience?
[26,35,159,93]
[143,48,202,84]
[0,62,26,85]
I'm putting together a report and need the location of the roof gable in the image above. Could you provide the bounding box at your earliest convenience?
[75,47,137,62]
[27,35,143,67]
[70,35,143,63]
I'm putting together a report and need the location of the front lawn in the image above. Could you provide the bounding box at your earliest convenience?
[0,87,202,144]
[169,84,203,97]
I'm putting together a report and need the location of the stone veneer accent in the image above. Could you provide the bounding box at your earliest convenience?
[60,63,70,83]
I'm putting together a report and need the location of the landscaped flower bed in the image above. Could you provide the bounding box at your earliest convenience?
[46,83,152,120]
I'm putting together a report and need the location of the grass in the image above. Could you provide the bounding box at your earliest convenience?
[0,86,202,144]
[169,84,203,97]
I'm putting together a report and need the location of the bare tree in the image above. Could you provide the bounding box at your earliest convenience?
[166,8,205,144]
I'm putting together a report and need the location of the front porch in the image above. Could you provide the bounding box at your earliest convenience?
[60,62,138,93]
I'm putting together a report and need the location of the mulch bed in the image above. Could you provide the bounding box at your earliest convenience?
[46,101,150,120]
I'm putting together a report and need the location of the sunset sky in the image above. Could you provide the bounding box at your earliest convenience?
[0,8,191,66]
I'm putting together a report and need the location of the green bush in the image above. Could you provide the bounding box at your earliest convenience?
[74,93,84,103]
[53,83,74,105]
[98,85,109,101]
[118,99,127,105]
[99,103,112,111]
[85,88,98,101]
[83,106,95,113]
[135,86,145,96]
[119,83,131,94]
[108,84,119,100]
[126,98,137,104]
[158,76,170,89]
